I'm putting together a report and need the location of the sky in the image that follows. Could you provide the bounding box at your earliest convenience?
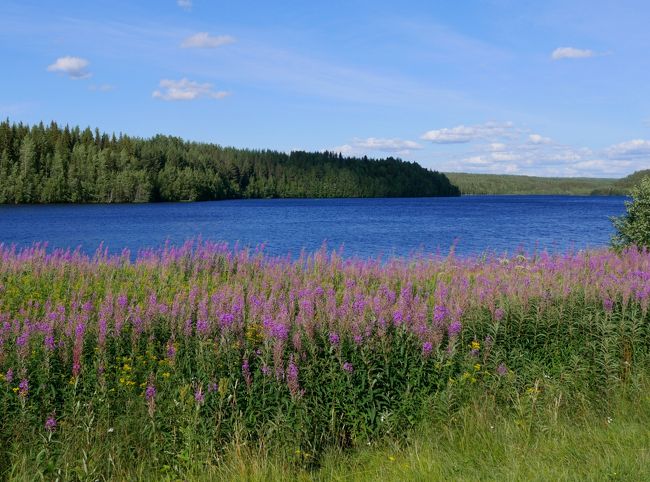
[1,0,649,178]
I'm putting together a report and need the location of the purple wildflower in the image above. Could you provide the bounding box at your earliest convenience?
[287,356,301,398]
[494,307,505,321]
[447,320,462,338]
[194,387,205,404]
[145,384,156,401]
[497,363,508,376]
[603,298,614,312]
[342,362,354,373]
[5,368,13,383]
[433,305,448,323]
[18,378,29,397]
[328,332,340,346]
[242,357,252,387]
[45,415,57,432]
[422,341,433,356]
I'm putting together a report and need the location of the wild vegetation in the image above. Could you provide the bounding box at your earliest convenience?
[612,176,650,249]
[1,241,649,479]
[446,170,650,196]
[0,120,459,203]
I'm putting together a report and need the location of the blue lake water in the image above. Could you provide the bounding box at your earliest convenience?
[0,196,627,259]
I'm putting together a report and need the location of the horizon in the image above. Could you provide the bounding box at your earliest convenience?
[2,0,649,178]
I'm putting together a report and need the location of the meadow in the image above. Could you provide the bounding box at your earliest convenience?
[1,240,649,480]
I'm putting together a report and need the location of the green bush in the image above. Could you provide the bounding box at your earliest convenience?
[612,176,650,249]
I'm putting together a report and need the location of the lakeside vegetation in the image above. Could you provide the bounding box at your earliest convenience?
[446,170,650,196]
[1,241,650,480]
[0,120,459,203]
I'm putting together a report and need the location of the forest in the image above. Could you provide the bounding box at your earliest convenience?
[0,120,459,203]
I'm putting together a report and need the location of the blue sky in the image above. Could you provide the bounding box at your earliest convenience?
[1,0,649,177]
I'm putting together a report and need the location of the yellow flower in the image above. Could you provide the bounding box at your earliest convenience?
[388,456,396,462]
[471,341,480,351]
[12,387,19,393]
[474,363,481,371]
[162,372,171,378]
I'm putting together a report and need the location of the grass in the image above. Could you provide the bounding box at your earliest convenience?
[7,374,648,481]
[1,242,649,480]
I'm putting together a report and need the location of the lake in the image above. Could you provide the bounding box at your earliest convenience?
[0,196,627,259]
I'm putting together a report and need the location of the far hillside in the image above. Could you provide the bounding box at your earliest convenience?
[444,172,616,195]
[590,169,650,195]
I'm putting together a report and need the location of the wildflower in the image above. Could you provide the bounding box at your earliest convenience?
[287,356,301,398]
[342,362,353,373]
[474,363,481,371]
[603,298,614,312]
[242,357,252,387]
[194,387,205,404]
[328,332,340,346]
[5,368,14,383]
[497,363,508,376]
[162,372,171,378]
[208,382,219,393]
[145,384,156,401]
[422,341,433,356]
[18,378,29,398]
[447,320,462,338]
[471,341,480,351]
[45,415,57,432]
[433,305,448,323]
[494,307,505,321]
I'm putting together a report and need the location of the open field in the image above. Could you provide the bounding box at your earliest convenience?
[1,241,649,480]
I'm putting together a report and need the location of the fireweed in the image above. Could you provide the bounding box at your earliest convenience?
[0,241,649,469]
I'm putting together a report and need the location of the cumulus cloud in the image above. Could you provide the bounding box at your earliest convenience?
[181,33,235,49]
[330,137,422,157]
[152,78,230,101]
[551,47,595,60]
[421,121,515,144]
[438,130,650,177]
[606,139,650,159]
[528,134,552,145]
[353,137,422,152]
[177,0,192,10]
[47,56,91,79]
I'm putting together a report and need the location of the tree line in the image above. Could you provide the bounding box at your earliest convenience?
[0,120,459,203]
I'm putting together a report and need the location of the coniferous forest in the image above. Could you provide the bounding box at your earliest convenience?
[0,120,460,203]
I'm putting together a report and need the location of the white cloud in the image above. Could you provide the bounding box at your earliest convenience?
[152,78,230,101]
[421,121,515,144]
[353,137,422,152]
[528,134,552,144]
[47,56,91,79]
[181,33,235,49]
[177,0,192,10]
[606,139,650,159]
[330,137,422,157]
[551,47,595,60]
[330,144,355,155]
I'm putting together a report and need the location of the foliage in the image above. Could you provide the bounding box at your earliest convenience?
[0,120,459,203]
[1,242,649,478]
[445,172,616,195]
[611,176,650,248]
[592,169,650,196]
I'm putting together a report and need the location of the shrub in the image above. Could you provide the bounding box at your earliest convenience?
[612,176,650,249]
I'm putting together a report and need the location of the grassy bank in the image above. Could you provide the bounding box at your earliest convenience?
[1,242,649,479]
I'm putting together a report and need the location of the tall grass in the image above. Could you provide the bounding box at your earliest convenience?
[1,241,649,479]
